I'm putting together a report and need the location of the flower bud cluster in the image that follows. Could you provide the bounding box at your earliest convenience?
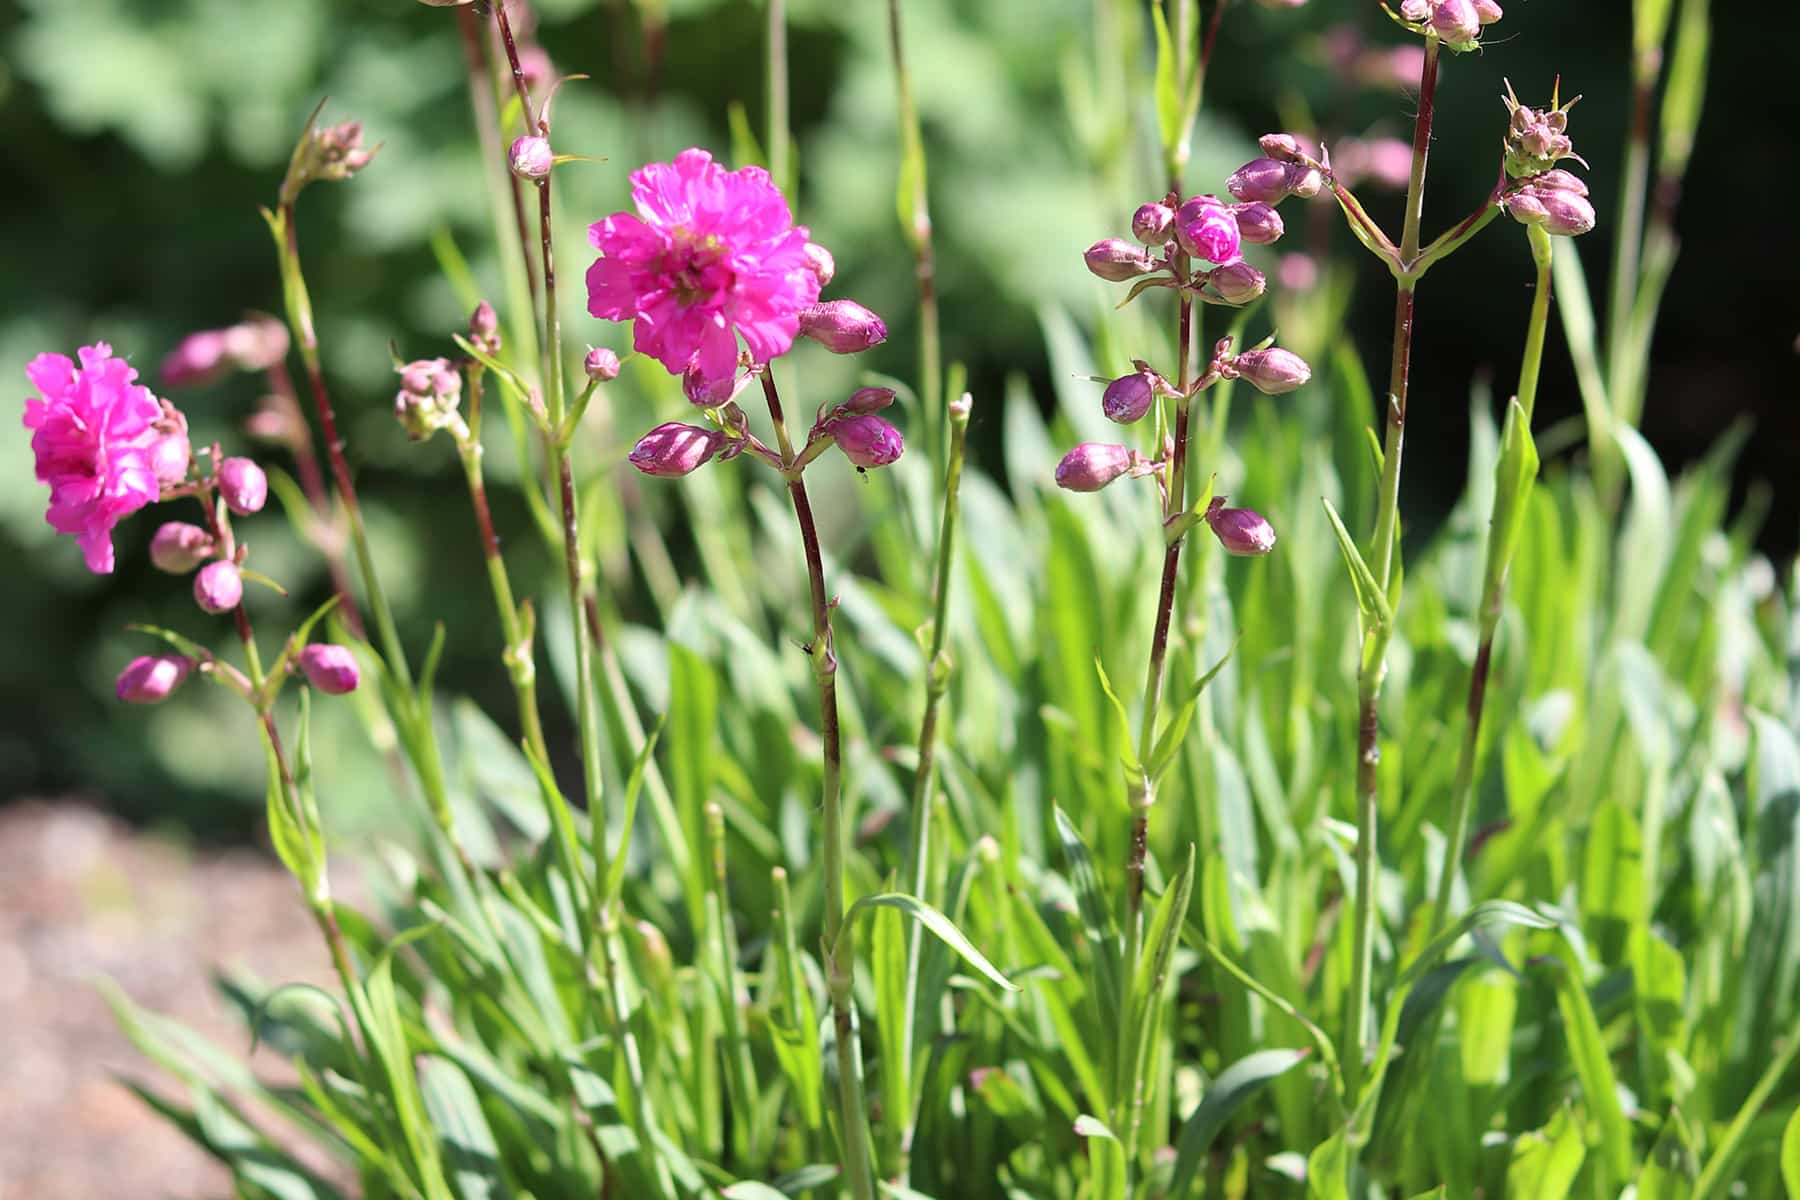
[161,316,291,389]
[393,358,463,440]
[287,120,376,196]
[1504,169,1596,238]
[1502,82,1585,179]
[1395,0,1501,51]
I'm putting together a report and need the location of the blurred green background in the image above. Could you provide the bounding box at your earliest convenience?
[2,0,1793,832]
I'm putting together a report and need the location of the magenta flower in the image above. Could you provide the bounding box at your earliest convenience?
[586,148,821,390]
[22,343,181,574]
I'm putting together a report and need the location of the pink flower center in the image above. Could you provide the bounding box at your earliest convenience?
[663,228,732,307]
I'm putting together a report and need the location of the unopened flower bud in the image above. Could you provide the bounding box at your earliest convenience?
[469,301,501,355]
[1230,347,1312,394]
[509,135,553,180]
[1175,196,1243,265]
[394,357,461,438]
[148,402,192,487]
[797,300,888,354]
[1503,84,1583,178]
[1505,188,1551,224]
[1535,168,1589,197]
[585,346,621,382]
[297,643,360,694]
[802,242,837,289]
[1226,158,1296,204]
[681,361,740,407]
[1205,499,1277,556]
[1084,238,1156,282]
[1288,166,1323,198]
[194,560,244,614]
[629,422,725,477]
[1258,133,1309,164]
[1102,370,1158,425]
[1399,0,1429,18]
[829,414,905,468]
[217,457,268,516]
[844,386,896,414]
[150,522,215,574]
[1207,260,1268,306]
[1474,0,1503,24]
[1430,0,1481,46]
[1537,188,1596,237]
[221,316,290,374]
[292,119,375,192]
[116,654,194,704]
[1231,201,1285,245]
[1132,202,1175,245]
[160,331,230,388]
[1055,443,1135,493]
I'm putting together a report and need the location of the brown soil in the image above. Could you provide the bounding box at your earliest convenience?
[0,800,341,1200]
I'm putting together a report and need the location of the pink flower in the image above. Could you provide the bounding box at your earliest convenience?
[586,147,821,390]
[22,343,181,574]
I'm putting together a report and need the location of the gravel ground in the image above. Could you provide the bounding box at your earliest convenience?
[0,800,343,1200]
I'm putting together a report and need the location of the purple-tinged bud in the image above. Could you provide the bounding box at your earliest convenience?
[469,301,501,355]
[160,331,230,388]
[150,522,215,574]
[1084,238,1157,282]
[1231,202,1285,245]
[1429,0,1481,45]
[1534,168,1589,197]
[1230,347,1312,394]
[585,346,621,383]
[844,386,897,414]
[1537,189,1596,237]
[1207,260,1268,306]
[1226,158,1296,204]
[194,560,244,614]
[1102,371,1158,425]
[1473,0,1503,24]
[830,414,906,469]
[1054,443,1135,493]
[148,402,192,487]
[682,362,738,407]
[629,422,726,478]
[394,357,461,438]
[1205,499,1277,556]
[1503,84,1583,178]
[509,135,553,180]
[1258,133,1309,164]
[297,644,360,695]
[1288,166,1323,199]
[1505,189,1551,224]
[1132,202,1175,245]
[802,242,837,289]
[217,457,268,516]
[1174,196,1243,265]
[798,300,889,354]
[1399,0,1430,19]
[116,654,194,704]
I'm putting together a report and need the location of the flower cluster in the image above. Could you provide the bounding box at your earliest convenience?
[1501,85,1595,238]
[1394,0,1503,51]
[589,149,903,482]
[1088,185,1288,308]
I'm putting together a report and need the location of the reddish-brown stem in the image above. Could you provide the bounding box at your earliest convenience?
[458,8,539,308]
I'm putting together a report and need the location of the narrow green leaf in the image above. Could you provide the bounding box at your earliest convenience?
[1398,900,1557,989]
[1054,804,1123,1022]
[1306,1130,1350,1200]
[1078,1113,1127,1200]
[843,892,1016,992]
[1321,496,1392,633]
[1150,3,1182,160]
[1506,1106,1587,1200]
[1147,643,1236,784]
[1545,947,1632,1186]
[1095,657,1143,776]
[1781,1104,1800,1198]
[418,1056,508,1200]
[1168,1049,1310,1196]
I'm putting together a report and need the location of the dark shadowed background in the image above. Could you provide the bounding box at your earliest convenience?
[2,0,1794,832]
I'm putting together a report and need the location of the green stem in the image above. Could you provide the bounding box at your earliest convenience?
[896,393,972,1182]
[1606,69,1657,429]
[1430,222,1553,940]
[1347,31,1438,1111]
[762,370,876,1200]
[1691,1017,1800,1200]
[707,802,761,1166]
[766,0,790,193]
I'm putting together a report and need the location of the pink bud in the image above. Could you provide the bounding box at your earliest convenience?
[1258,133,1309,164]
[1102,371,1157,425]
[194,560,244,614]
[149,521,215,574]
[1174,196,1243,265]
[844,386,896,414]
[217,457,268,516]
[297,644,360,694]
[220,316,290,373]
[1505,189,1551,224]
[116,654,194,704]
[797,300,889,354]
[509,135,553,180]
[148,402,192,487]
[1055,443,1135,493]
[1230,347,1312,394]
[1535,169,1589,197]
[469,301,501,354]
[830,414,905,469]
[1131,203,1175,245]
[1226,158,1297,204]
[629,422,725,477]
[1399,0,1429,19]
[1430,0,1481,44]
[1084,238,1156,282]
[1473,0,1503,24]
[1230,202,1285,245]
[1207,260,1268,306]
[1205,500,1277,556]
[1537,189,1596,237]
[802,242,837,289]
[682,361,739,407]
[160,331,230,388]
[584,346,621,382]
